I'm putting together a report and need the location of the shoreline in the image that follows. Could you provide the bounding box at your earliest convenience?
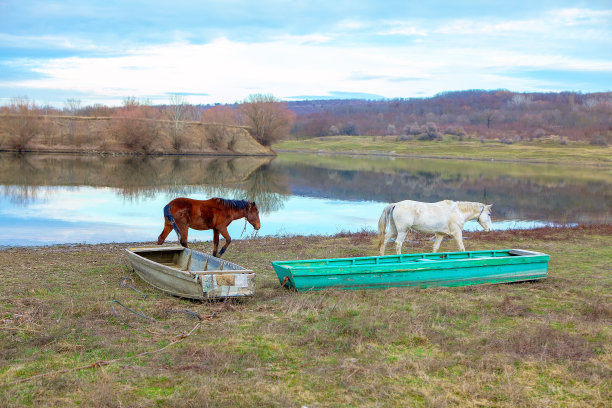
[2,136,611,166]
[2,224,610,251]
[275,148,565,165]
[0,148,276,157]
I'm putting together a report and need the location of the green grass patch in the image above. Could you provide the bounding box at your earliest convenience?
[0,226,611,407]
[275,135,612,166]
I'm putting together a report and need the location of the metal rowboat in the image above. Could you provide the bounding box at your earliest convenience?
[125,246,255,299]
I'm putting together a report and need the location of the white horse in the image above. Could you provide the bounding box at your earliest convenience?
[378,200,493,255]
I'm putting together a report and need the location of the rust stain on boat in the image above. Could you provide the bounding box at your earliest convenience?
[215,274,236,286]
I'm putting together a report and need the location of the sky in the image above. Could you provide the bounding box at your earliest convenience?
[1,0,611,107]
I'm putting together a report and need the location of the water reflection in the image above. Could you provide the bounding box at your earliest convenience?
[272,153,612,224]
[0,153,288,213]
[0,152,610,246]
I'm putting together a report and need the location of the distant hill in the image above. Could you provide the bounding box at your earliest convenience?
[286,90,612,142]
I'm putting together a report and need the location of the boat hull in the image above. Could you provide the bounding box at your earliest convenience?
[126,246,255,299]
[271,249,549,291]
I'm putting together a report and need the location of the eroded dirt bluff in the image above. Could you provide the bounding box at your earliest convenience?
[0,115,275,155]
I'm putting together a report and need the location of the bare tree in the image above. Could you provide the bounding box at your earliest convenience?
[166,94,189,150]
[239,94,295,146]
[64,98,82,115]
[167,94,188,123]
[63,98,82,143]
[1,96,42,152]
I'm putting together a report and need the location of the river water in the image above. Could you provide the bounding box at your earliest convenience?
[1,152,610,246]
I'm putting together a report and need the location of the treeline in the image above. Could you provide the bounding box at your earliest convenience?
[288,90,612,144]
[2,90,611,153]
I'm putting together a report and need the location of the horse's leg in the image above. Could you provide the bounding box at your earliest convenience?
[380,220,398,256]
[212,229,220,257]
[177,224,189,248]
[379,238,387,256]
[380,231,391,256]
[433,233,444,252]
[157,219,172,245]
[380,231,392,256]
[451,232,466,252]
[395,230,407,255]
[217,226,231,257]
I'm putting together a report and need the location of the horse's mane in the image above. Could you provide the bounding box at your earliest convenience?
[214,198,251,210]
[455,201,483,213]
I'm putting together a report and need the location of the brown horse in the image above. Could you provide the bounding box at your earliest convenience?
[157,197,261,257]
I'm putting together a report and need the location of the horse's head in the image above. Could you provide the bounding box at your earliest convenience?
[477,204,493,232]
[246,201,261,230]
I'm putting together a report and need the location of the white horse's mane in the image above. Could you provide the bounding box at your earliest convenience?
[453,201,483,213]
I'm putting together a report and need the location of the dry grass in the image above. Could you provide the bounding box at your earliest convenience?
[0,226,610,407]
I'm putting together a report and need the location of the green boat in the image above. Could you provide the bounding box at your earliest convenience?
[271,249,549,291]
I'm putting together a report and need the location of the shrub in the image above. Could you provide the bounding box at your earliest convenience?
[402,122,421,136]
[417,122,442,141]
[396,134,413,141]
[1,97,42,152]
[445,126,466,137]
[339,123,358,136]
[205,124,227,150]
[112,107,159,153]
[204,126,243,151]
[532,128,546,139]
[589,134,609,146]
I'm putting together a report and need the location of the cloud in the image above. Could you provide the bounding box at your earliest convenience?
[377,7,612,40]
[0,33,104,56]
[287,91,386,100]
[335,19,367,30]
[549,8,612,25]
[498,68,612,91]
[3,33,610,106]
[376,22,428,37]
[271,34,333,45]
[1,3,610,106]
[163,92,210,97]
[349,72,426,82]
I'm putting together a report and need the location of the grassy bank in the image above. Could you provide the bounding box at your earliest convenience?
[1,226,611,407]
[274,136,612,166]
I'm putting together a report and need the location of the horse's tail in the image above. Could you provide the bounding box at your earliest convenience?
[377,203,395,251]
[164,204,182,243]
